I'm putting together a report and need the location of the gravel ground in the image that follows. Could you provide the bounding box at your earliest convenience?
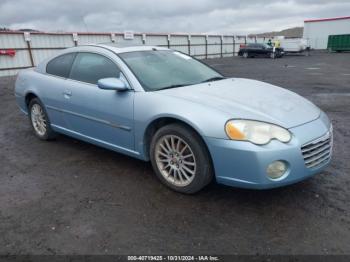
[0,51,349,255]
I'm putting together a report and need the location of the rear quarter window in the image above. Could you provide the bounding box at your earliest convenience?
[46,53,76,78]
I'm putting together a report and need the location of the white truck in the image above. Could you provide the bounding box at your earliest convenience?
[275,37,310,54]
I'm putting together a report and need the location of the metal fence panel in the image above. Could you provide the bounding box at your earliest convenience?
[0,31,271,76]
[146,35,168,46]
[223,44,233,55]
[31,34,74,48]
[170,35,189,54]
[115,34,143,45]
[0,68,22,77]
[223,36,234,43]
[207,45,221,56]
[190,35,206,57]
[223,36,234,55]
[207,35,221,44]
[171,45,188,54]
[0,49,31,69]
[191,45,206,57]
[170,35,188,45]
[78,34,111,45]
[191,35,205,44]
[0,33,27,48]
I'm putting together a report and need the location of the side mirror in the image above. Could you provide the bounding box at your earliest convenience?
[97,77,129,91]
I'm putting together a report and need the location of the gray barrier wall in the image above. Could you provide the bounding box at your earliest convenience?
[0,31,267,76]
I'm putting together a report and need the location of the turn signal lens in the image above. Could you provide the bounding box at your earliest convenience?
[225,121,245,140]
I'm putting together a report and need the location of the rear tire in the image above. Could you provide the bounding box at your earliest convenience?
[150,124,213,194]
[243,52,249,58]
[28,98,57,140]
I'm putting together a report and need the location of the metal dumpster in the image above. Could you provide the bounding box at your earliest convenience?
[327,34,350,52]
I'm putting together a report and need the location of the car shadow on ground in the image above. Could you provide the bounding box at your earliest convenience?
[56,131,322,205]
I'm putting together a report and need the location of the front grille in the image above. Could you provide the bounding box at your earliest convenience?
[301,126,333,169]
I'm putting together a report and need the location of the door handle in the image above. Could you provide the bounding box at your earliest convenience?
[63,90,72,98]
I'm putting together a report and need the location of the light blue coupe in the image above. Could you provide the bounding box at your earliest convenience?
[15,44,333,193]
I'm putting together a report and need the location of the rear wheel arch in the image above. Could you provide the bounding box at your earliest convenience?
[25,92,38,109]
[28,97,57,140]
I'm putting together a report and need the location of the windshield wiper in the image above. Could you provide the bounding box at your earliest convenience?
[157,84,187,91]
[201,76,226,83]
[156,77,225,91]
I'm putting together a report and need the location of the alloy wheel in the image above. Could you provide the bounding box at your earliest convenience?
[155,135,196,187]
[31,103,47,136]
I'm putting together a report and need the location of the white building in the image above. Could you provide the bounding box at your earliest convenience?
[303,16,350,49]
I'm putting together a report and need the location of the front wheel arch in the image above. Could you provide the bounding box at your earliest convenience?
[149,122,214,193]
[143,117,212,163]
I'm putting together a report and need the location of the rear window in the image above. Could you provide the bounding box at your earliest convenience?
[46,53,76,78]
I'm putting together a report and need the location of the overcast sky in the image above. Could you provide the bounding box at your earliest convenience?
[1,0,349,34]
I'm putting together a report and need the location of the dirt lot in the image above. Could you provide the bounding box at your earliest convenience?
[0,52,349,255]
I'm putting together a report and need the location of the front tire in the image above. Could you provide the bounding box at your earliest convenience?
[28,98,57,140]
[243,52,249,58]
[150,124,213,194]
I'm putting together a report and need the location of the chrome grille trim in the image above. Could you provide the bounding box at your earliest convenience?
[306,152,332,168]
[301,126,333,169]
[302,144,330,159]
[301,139,330,153]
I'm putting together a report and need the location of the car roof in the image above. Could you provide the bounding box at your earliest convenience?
[92,43,170,53]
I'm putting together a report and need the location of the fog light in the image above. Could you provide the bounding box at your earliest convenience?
[267,161,287,179]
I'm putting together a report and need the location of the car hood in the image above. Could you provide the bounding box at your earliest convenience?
[157,78,320,129]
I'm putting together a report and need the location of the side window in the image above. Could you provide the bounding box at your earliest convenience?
[69,53,121,84]
[46,53,76,78]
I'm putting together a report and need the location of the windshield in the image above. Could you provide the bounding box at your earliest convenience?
[118,50,223,91]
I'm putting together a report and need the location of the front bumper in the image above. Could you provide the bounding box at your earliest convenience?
[204,113,332,189]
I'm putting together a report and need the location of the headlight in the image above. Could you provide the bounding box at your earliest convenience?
[225,120,291,145]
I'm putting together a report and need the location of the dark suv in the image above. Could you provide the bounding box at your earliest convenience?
[238,43,284,58]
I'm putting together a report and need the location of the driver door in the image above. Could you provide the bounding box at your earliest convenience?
[61,52,135,151]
